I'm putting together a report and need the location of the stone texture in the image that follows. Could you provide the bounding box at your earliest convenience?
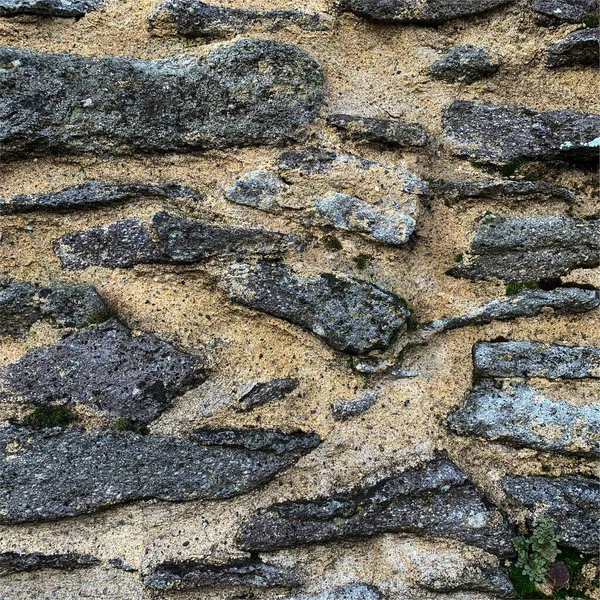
[0,552,100,576]
[237,459,515,557]
[0,39,324,160]
[443,101,600,164]
[0,319,207,424]
[533,0,600,23]
[419,563,514,597]
[283,585,383,600]
[327,114,427,147]
[222,261,410,354]
[448,215,600,282]
[428,45,501,83]
[0,424,320,523]
[0,0,101,17]
[226,170,288,213]
[503,475,599,554]
[236,378,299,412]
[546,29,600,68]
[331,391,378,421]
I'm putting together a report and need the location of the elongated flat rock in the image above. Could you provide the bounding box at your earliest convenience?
[222,262,410,354]
[443,101,600,164]
[0,552,100,576]
[428,45,501,84]
[0,320,207,424]
[449,215,600,282]
[327,114,427,147]
[503,475,599,554]
[0,39,324,160]
[331,391,378,421]
[236,378,299,412]
[533,0,599,23]
[284,585,383,600]
[0,425,319,523]
[237,459,515,557]
[546,29,600,68]
[448,380,600,457]
[0,0,102,17]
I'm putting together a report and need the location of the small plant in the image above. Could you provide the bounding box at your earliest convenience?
[19,406,77,428]
[512,519,560,584]
[506,281,540,296]
[454,252,463,263]
[353,253,373,270]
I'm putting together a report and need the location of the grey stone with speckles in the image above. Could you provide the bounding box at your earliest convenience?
[236,378,299,412]
[428,45,501,83]
[0,0,102,17]
[226,170,288,213]
[533,0,599,23]
[283,585,384,600]
[331,391,378,421]
[327,114,427,147]
[546,28,600,68]
[0,552,100,576]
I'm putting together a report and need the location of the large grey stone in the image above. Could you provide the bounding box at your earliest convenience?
[0,424,320,523]
[327,114,427,147]
[221,261,410,354]
[225,170,288,213]
[0,39,324,160]
[237,459,515,557]
[0,0,102,17]
[533,0,599,23]
[0,552,100,576]
[428,45,501,84]
[283,585,383,600]
[443,101,600,164]
[546,29,600,68]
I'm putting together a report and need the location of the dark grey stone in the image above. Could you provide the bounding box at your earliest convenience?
[448,215,600,282]
[533,0,599,23]
[226,170,288,213]
[237,459,515,557]
[0,552,100,576]
[443,100,600,164]
[0,0,101,17]
[0,424,320,523]
[0,319,207,424]
[236,378,299,412]
[0,281,111,336]
[502,475,599,554]
[420,564,514,597]
[283,585,383,600]
[331,391,378,421]
[222,261,410,355]
[448,380,600,458]
[0,181,200,215]
[149,0,330,39]
[0,39,324,160]
[428,45,501,84]
[546,28,600,68]
[327,114,427,147]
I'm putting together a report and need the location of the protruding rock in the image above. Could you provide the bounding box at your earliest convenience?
[546,29,600,68]
[533,0,599,23]
[503,475,599,554]
[0,0,102,17]
[0,40,324,160]
[443,101,600,164]
[428,45,501,84]
[222,261,410,354]
[331,391,378,421]
[283,585,383,600]
[236,378,299,412]
[0,424,320,523]
[237,459,515,557]
[0,319,207,424]
[0,552,100,576]
[226,170,288,213]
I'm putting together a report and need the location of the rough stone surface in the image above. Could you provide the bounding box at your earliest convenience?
[0,552,100,576]
[327,114,427,147]
[331,391,379,421]
[283,585,383,600]
[443,101,600,164]
[0,39,324,160]
[237,459,515,557]
[236,378,299,411]
[533,0,600,23]
[222,261,410,354]
[503,475,599,554]
[428,45,501,83]
[226,170,288,213]
[0,0,101,17]
[546,28,600,68]
[0,424,320,523]
[0,319,207,424]
[419,563,514,597]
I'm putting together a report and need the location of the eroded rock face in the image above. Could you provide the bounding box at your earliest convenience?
[222,262,410,354]
[0,39,324,160]
[0,0,102,17]
[283,585,383,600]
[0,552,100,576]
[236,378,299,412]
[0,425,320,523]
[428,45,501,83]
[443,101,600,164]
[503,475,599,554]
[237,459,515,557]
[546,29,600,68]
[327,114,427,147]
[533,0,600,23]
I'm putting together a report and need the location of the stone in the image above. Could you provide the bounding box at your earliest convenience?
[419,563,514,597]
[0,424,320,523]
[327,114,427,147]
[148,0,330,40]
[283,585,383,600]
[0,552,100,576]
[0,319,207,424]
[221,261,410,354]
[0,0,102,17]
[546,29,600,68]
[0,39,324,160]
[145,558,302,590]
[428,45,501,84]
[236,378,299,412]
[443,101,600,164]
[0,181,200,215]
[447,380,600,458]
[502,475,599,554]
[533,0,600,23]
[331,391,378,421]
[473,341,600,379]
[237,459,515,557]
[448,215,600,282]
[226,170,288,213]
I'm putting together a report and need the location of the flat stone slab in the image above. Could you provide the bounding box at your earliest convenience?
[448,380,600,458]
[226,170,289,213]
[0,319,207,424]
[283,585,383,600]
[448,215,600,282]
[222,261,410,354]
[0,0,102,17]
[0,552,100,576]
[503,475,599,554]
[0,39,324,160]
[443,101,600,164]
[327,114,427,147]
[331,391,378,421]
[0,425,320,523]
[428,45,501,84]
[533,0,599,23]
[237,459,515,557]
[546,29,600,68]
[236,378,299,412]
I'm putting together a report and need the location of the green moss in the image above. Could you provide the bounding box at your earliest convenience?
[506,281,540,295]
[509,565,544,599]
[353,253,373,270]
[581,13,600,27]
[19,406,77,428]
[454,252,463,263]
[469,160,486,169]
[113,417,134,431]
[499,159,530,177]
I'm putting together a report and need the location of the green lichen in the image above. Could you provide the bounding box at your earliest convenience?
[19,406,77,428]
[113,417,135,431]
[512,519,559,584]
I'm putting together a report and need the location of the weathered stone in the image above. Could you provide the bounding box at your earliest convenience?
[420,563,514,597]
[448,215,600,282]
[237,459,515,557]
[283,585,383,600]
[448,380,600,457]
[428,45,501,84]
[473,341,600,379]
[0,552,100,576]
[503,475,599,554]
[222,261,410,354]
[327,114,427,147]
[236,378,299,412]
[0,424,320,523]
[0,181,200,215]
[533,0,600,23]
[0,319,207,424]
[546,29,600,68]
[443,101,600,164]
[149,0,330,40]
[226,170,288,213]
[331,391,378,421]
[337,0,512,23]
[0,281,111,336]
[0,0,101,17]
[0,39,324,160]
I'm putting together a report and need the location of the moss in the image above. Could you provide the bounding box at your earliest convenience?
[353,253,373,270]
[506,281,540,295]
[499,159,529,176]
[581,12,600,27]
[469,160,486,169]
[113,417,135,431]
[19,406,77,428]
[509,565,545,599]
[454,252,463,263]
